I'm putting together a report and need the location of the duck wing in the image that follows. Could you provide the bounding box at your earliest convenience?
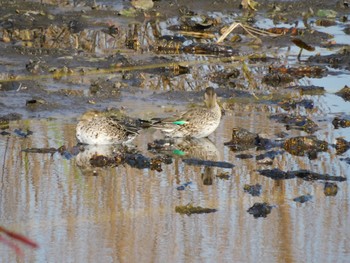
[154,107,206,127]
[107,116,140,135]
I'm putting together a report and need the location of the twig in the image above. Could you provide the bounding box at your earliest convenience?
[217,22,281,43]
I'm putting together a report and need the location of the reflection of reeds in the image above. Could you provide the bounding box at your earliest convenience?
[0,137,9,191]
[0,107,349,262]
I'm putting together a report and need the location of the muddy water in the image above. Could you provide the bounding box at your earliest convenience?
[1,101,349,262]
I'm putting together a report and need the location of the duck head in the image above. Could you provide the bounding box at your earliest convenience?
[204,87,217,108]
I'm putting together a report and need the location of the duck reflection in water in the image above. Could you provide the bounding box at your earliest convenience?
[172,137,220,161]
[149,137,220,161]
[75,144,125,176]
[202,166,214,186]
[149,137,224,186]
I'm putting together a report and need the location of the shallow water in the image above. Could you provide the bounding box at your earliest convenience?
[1,99,350,262]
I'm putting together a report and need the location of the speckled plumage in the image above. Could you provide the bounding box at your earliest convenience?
[76,110,139,145]
[153,87,221,138]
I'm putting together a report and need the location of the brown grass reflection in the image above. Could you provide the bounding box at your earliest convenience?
[0,106,349,262]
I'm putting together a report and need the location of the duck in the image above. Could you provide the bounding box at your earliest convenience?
[152,87,221,138]
[76,110,140,145]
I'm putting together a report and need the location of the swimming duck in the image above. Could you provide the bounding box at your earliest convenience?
[152,87,221,138]
[76,110,140,145]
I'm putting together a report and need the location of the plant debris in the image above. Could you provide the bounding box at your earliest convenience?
[324,182,338,196]
[283,136,328,158]
[247,202,273,218]
[175,204,217,215]
[176,182,192,191]
[243,184,262,196]
[258,168,346,182]
[224,128,273,151]
[182,158,234,168]
[332,117,350,129]
[270,114,319,133]
[216,172,231,180]
[22,147,57,154]
[335,85,350,101]
[293,194,313,203]
[335,138,350,155]
[14,129,33,138]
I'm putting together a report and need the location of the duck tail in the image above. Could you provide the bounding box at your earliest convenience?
[136,118,157,129]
